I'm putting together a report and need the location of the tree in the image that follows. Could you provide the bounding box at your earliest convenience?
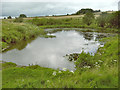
[82,12,95,26]
[94,10,101,12]
[97,11,120,28]
[67,14,69,15]
[96,14,109,27]
[7,16,12,19]
[19,14,27,18]
[76,8,94,15]
[108,11,120,28]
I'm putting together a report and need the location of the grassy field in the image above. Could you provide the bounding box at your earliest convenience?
[2,35,118,88]
[24,11,116,19]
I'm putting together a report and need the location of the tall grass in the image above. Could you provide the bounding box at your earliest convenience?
[2,20,46,50]
[26,17,118,33]
[26,18,83,26]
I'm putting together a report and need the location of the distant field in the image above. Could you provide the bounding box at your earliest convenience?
[1,11,115,20]
[24,11,116,20]
[25,14,99,19]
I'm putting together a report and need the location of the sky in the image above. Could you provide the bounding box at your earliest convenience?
[118,1,120,11]
[1,0,120,17]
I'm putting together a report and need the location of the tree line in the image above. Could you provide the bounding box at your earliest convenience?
[73,8,101,15]
[4,14,27,19]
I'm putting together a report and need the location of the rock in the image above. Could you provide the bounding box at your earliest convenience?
[64,53,79,61]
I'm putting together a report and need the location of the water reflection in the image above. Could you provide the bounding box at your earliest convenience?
[2,30,111,71]
[3,37,36,52]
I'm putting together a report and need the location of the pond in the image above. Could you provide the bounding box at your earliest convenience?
[2,30,111,71]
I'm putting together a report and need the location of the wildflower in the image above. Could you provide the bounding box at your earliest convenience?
[47,80,50,82]
[114,60,117,62]
[83,66,90,69]
[70,70,74,73]
[97,66,100,68]
[58,71,62,73]
[62,68,67,71]
[98,60,103,63]
[99,53,102,55]
[52,71,56,76]
[96,62,98,64]
[95,65,98,67]
[87,66,91,69]
[83,66,87,68]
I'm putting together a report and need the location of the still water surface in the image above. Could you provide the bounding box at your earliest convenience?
[2,30,107,71]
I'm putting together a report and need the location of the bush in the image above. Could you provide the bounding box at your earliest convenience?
[2,62,17,69]
[97,13,113,28]
[76,8,94,14]
[96,11,120,28]
[14,18,23,23]
[19,14,27,18]
[108,11,120,28]
[82,12,95,25]
[7,16,12,19]
[75,52,94,69]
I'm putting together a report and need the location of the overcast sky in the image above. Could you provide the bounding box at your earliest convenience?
[1,0,119,17]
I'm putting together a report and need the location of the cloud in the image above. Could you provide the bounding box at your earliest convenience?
[2,1,119,17]
[2,2,76,16]
[1,0,119,3]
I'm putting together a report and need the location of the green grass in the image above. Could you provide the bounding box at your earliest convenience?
[1,20,54,51]
[26,18,118,33]
[2,35,118,88]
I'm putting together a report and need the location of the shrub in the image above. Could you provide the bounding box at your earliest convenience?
[7,16,12,19]
[19,14,27,18]
[76,8,94,14]
[96,13,110,28]
[75,52,94,69]
[14,18,23,23]
[108,11,120,28]
[82,12,95,25]
[2,62,17,69]
[96,11,120,28]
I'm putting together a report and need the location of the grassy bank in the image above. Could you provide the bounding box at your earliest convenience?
[1,20,53,51]
[2,35,118,88]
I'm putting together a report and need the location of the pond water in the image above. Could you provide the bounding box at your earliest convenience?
[2,30,110,71]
